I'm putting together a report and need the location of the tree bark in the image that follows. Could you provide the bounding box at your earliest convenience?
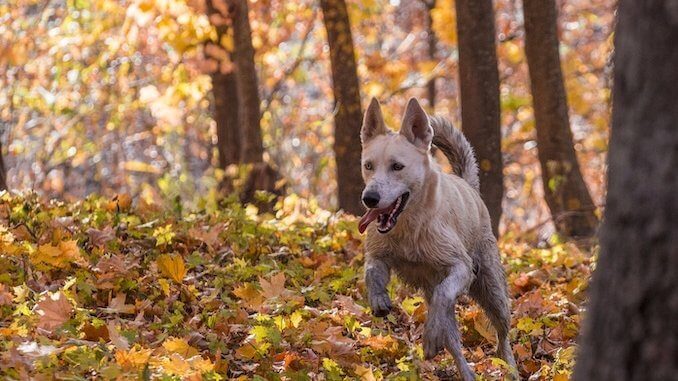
[206,0,240,168]
[229,0,263,163]
[0,140,7,191]
[574,2,678,379]
[523,0,598,238]
[424,0,437,110]
[320,0,364,215]
[455,0,503,237]
[211,71,240,168]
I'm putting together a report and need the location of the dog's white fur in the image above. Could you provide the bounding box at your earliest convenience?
[361,98,517,380]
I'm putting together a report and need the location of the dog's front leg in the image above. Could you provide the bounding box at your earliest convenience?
[424,263,475,381]
[365,257,392,317]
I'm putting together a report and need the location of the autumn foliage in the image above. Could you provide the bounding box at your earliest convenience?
[0,192,590,379]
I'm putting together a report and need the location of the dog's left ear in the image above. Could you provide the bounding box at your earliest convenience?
[400,98,433,150]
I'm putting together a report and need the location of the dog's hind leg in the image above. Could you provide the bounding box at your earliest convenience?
[470,241,518,378]
[424,262,475,381]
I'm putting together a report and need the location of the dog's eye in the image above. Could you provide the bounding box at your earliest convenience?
[392,162,405,171]
[364,162,373,170]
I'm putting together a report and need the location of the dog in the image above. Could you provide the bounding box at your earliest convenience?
[358,98,517,380]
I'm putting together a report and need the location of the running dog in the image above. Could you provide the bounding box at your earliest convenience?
[358,98,517,380]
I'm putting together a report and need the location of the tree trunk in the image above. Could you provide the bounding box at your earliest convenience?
[229,0,263,163]
[212,71,240,168]
[523,0,598,238]
[0,140,7,191]
[455,0,503,237]
[320,0,364,215]
[574,2,678,379]
[424,0,437,110]
[206,0,240,168]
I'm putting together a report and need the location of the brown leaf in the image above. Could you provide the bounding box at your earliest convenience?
[259,272,286,299]
[87,226,116,248]
[102,293,136,314]
[35,292,73,331]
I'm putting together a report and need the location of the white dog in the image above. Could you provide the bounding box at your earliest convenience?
[359,98,517,380]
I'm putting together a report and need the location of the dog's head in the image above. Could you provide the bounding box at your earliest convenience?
[358,97,433,234]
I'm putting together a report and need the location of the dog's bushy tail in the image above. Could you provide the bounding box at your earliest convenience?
[429,116,480,191]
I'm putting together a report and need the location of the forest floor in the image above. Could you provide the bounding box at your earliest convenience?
[0,192,592,380]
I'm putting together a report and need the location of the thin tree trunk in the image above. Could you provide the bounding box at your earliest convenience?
[0,140,7,191]
[320,0,364,215]
[206,0,240,168]
[574,1,678,379]
[229,0,263,163]
[455,0,503,236]
[523,0,598,238]
[424,0,437,110]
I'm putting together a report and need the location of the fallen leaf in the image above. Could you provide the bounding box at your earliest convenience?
[35,292,73,331]
[259,272,286,299]
[163,337,199,358]
[157,254,186,283]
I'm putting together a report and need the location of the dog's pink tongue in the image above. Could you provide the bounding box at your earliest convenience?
[358,209,381,234]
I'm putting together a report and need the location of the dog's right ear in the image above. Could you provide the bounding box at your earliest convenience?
[361,98,388,144]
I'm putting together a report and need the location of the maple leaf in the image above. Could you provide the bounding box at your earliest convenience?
[259,272,286,299]
[31,240,83,269]
[115,346,152,370]
[87,226,116,247]
[162,337,199,358]
[233,282,264,309]
[188,223,224,249]
[355,365,377,381]
[156,254,186,283]
[35,292,73,331]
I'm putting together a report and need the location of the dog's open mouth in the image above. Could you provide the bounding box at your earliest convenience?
[358,192,410,234]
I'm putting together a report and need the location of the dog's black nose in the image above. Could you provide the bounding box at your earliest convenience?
[362,192,380,208]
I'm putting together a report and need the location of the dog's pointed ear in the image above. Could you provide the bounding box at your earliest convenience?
[400,98,433,150]
[361,98,387,144]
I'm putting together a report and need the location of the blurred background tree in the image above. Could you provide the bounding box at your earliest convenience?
[0,0,614,239]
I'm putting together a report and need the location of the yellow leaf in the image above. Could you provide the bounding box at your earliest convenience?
[233,282,263,309]
[32,240,83,269]
[158,278,171,296]
[163,337,198,358]
[474,310,498,344]
[355,365,377,381]
[290,310,303,328]
[157,254,186,283]
[115,346,152,370]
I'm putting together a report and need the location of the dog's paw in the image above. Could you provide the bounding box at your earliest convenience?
[423,313,457,359]
[369,293,392,317]
[423,320,446,359]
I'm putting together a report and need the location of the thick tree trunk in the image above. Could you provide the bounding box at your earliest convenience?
[320,0,364,215]
[206,0,240,168]
[211,71,240,168]
[523,0,598,238]
[574,2,678,380]
[455,0,503,237]
[229,0,263,163]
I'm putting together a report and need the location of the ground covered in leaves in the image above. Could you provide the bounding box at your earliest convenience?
[0,193,593,380]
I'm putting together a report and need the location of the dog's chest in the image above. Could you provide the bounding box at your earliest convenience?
[388,257,448,292]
